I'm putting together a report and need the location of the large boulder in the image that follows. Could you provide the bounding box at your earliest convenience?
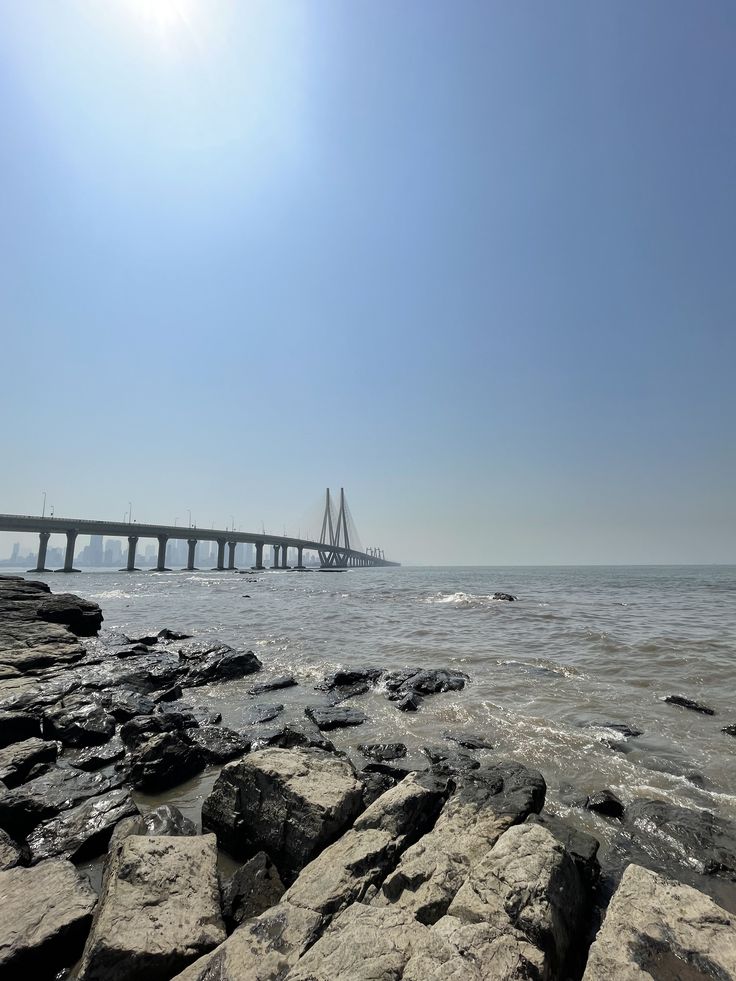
[222,851,285,930]
[111,803,198,844]
[129,731,205,791]
[184,646,262,686]
[120,711,198,749]
[0,859,97,975]
[36,592,103,636]
[27,788,137,863]
[0,737,58,788]
[201,747,364,881]
[582,863,736,979]
[188,725,251,763]
[78,834,225,981]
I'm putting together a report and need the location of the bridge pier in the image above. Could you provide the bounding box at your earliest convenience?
[281,545,289,569]
[214,538,226,571]
[155,534,170,572]
[185,539,197,571]
[120,535,139,572]
[58,530,79,573]
[227,541,237,570]
[271,544,280,569]
[253,542,264,570]
[29,530,50,572]
[296,545,304,569]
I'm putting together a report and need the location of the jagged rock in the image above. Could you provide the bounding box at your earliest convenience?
[664,694,715,715]
[104,689,155,721]
[202,747,364,881]
[42,698,116,747]
[0,579,88,673]
[376,761,545,924]
[185,647,262,686]
[128,633,159,646]
[249,674,297,695]
[78,834,225,981]
[0,766,121,838]
[359,769,397,806]
[527,812,600,889]
[188,725,251,762]
[625,798,736,881]
[305,705,368,730]
[110,803,197,847]
[396,692,420,711]
[251,719,336,753]
[222,851,286,930]
[0,827,29,869]
[156,702,221,726]
[158,628,191,641]
[35,592,103,636]
[0,737,58,788]
[384,668,469,698]
[70,736,125,771]
[242,702,284,725]
[178,641,236,661]
[422,744,480,774]
[584,789,625,819]
[113,643,155,658]
[0,858,97,974]
[722,724,736,737]
[443,730,494,750]
[27,787,137,863]
[152,684,183,702]
[0,711,39,748]
[359,742,407,762]
[325,681,372,705]
[582,863,736,980]
[129,731,205,790]
[120,711,199,749]
[492,591,517,601]
[316,668,382,692]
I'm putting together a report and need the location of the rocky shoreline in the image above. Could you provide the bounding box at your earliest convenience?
[0,574,735,979]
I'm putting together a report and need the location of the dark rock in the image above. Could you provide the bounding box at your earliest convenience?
[120,711,199,749]
[69,737,125,771]
[129,731,205,791]
[0,737,58,788]
[316,668,382,692]
[398,668,469,696]
[27,787,137,863]
[152,684,183,703]
[358,769,397,806]
[104,689,155,721]
[492,591,517,601]
[325,681,372,705]
[358,742,407,762]
[0,711,40,748]
[443,730,494,750]
[722,724,736,737]
[422,744,480,774]
[157,628,191,641]
[527,812,600,889]
[0,827,30,870]
[112,803,198,842]
[363,761,416,780]
[36,592,103,636]
[222,851,285,930]
[186,647,262,686]
[42,699,116,747]
[305,705,368,730]
[128,634,159,646]
[590,721,643,738]
[249,674,297,695]
[189,726,251,762]
[0,766,121,839]
[178,641,237,661]
[584,789,625,819]
[251,719,336,753]
[113,643,153,658]
[663,694,715,715]
[396,692,421,711]
[242,702,284,725]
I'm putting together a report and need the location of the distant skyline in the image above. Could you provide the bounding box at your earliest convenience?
[1,1,734,565]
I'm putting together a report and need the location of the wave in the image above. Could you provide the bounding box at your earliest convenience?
[423,591,517,609]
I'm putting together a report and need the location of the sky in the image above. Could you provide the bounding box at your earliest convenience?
[0,0,734,565]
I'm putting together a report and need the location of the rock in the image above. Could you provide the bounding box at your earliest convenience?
[249,674,297,695]
[492,591,517,601]
[188,725,251,762]
[527,812,600,889]
[376,761,546,924]
[0,737,58,788]
[158,628,191,641]
[178,641,236,661]
[0,711,40,748]
[130,731,205,790]
[358,742,407,762]
[70,736,125,771]
[113,643,155,658]
[251,719,336,753]
[111,803,198,846]
[625,798,736,881]
[386,668,469,698]
[104,689,155,721]
[35,592,103,636]
[422,744,480,774]
[120,711,199,749]
[241,702,284,725]
[128,633,159,646]
[0,827,30,870]
[582,863,736,980]
[0,766,121,839]
[185,647,262,686]
[443,730,494,750]
[27,787,138,863]
[316,668,382,692]
[325,681,372,705]
[0,859,97,974]
[305,705,368,730]
[42,698,116,747]
[396,692,420,711]
[222,851,285,930]
[664,694,715,715]
[584,789,625,819]
[202,747,364,881]
[359,769,397,806]
[583,721,643,739]
[152,684,183,702]
[723,724,736,737]
[78,834,225,981]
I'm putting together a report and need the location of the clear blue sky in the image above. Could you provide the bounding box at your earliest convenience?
[1,1,734,564]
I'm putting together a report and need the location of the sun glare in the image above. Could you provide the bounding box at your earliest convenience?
[127,0,191,35]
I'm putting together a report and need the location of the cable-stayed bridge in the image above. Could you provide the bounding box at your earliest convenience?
[0,489,399,572]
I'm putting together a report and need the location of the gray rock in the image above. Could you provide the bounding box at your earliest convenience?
[222,851,285,930]
[202,747,364,881]
[188,725,251,762]
[251,719,336,753]
[385,667,469,698]
[27,787,138,863]
[305,705,368,730]
[582,863,736,980]
[129,731,205,790]
[70,736,125,771]
[241,702,284,725]
[396,692,421,711]
[316,668,382,691]
[42,698,116,747]
[422,744,480,774]
[249,674,297,695]
[104,689,155,721]
[120,711,199,749]
[358,742,407,761]
[78,834,225,981]
[526,811,600,889]
[0,737,58,788]
[185,647,262,686]
[35,592,104,636]
[0,711,40,748]
[110,803,197,848]
[0,858,97,975]
[0,827,30,870]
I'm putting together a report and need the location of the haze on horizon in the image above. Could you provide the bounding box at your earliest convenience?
[0,1,734,567]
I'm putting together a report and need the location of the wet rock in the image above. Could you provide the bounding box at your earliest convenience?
[0,766,121,839]
[188,725,251,762]
[249,674,297,695]
[128,633,159,646]
[396,692,421,711]
[70,737,125,771]
[42,698,116,747]
[358,742,407,762]
[155,701,218,725]
[492,591,517,601]
[422,744,480,774]
[201,747,364,881]
[305,705,368,730]
[625,798,736,881]
[664,694,715,715]
[158,628,191,641]
[0,711,40,748]
[582,863,736,980]
[112,643,154,658]
[152,684,183,703]
[78,834,225,981]
[110,804,198,847]
[178,640,236,661]
[120,710,199,749]
[325,681,372,705]
[443,730,494,750]
[129,731,205,791]
[0,827,30,870]
[584,789,625,819]
[222,851,285,930]
[386,668,469,698]
[0,858,97,975]
[251,719,336,753]
[584,721,643,739]
[359,769,397,806]
[27,787,137,863]
[723,724,736,737]
[527,811,600,889]
[36,592,103,636]
[184,647,262,686]
[316,668,382,692]
[242,702,284,725]
[104,689,155,721]
[0,737,58,788]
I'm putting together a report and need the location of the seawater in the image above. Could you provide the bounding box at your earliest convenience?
[18,564,736,884]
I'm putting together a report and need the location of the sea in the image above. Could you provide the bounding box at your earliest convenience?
[11,563,736,897]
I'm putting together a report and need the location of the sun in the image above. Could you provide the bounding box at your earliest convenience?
[127,0,191,34]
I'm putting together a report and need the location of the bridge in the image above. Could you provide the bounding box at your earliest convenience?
[0,489,399,572]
